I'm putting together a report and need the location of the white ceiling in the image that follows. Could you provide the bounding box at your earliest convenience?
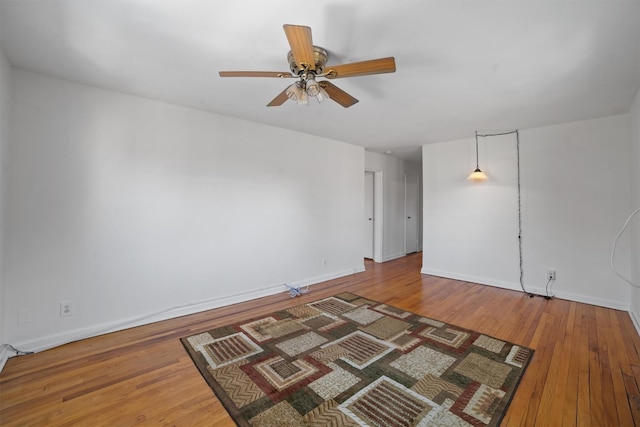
[1,0,639,162]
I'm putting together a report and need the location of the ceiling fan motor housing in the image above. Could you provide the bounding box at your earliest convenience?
[288,46,328,76]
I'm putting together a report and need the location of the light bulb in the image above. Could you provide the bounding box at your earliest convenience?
[306,78,320,97]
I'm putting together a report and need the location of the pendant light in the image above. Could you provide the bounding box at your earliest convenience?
[468,131,488,182]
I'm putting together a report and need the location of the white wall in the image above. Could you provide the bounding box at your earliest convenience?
[423,115,632,310]
[0,25,11,367]
[629,88,640,323]
[405,160,423,252]
[365,151,409,261]
[4,69,365,351]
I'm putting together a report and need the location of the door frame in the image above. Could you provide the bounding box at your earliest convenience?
[404,173,419,254]
[365,169,384,263]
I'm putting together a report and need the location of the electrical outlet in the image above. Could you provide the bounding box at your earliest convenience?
[546,270,556,281]
[60,301,74,317]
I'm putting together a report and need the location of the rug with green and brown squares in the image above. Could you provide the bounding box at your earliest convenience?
[181,292,533,426]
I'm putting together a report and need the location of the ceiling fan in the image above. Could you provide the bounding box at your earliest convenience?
[219,24,396,108]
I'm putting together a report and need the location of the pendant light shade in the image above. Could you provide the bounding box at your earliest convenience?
[468,168,489,182]
[468,131,488,182]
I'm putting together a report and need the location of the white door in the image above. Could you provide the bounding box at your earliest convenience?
[405,175,418,254]
[364,173,374,259]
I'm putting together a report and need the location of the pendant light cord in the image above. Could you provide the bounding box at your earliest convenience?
[475,131,480,169]
[477,130,532,296]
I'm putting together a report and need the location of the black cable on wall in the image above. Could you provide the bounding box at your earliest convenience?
[476,129,541,297]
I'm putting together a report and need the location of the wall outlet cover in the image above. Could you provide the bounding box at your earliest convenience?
[60,301,74,317]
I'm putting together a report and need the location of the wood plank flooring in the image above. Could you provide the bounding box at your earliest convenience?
[2,253,640,426]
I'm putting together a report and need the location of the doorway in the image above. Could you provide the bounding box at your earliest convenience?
[405,174,419,254]
[364,170,383,262]
[364,172,374,259]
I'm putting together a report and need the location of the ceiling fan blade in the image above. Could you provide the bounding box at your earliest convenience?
[283,24,316,71]
[219,71,294,78]
[319,81,359,108]
[267,88,290,107]
[324,57,396,79]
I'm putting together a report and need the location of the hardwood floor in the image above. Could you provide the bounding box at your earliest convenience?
[2,253,640,426]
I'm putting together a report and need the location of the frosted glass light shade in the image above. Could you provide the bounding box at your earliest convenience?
[315,86,329,103]
[467,168,489,182]
[286,82,309,105]
[306,78,320,97]
[298,89,309,105]
[285,83,302,100]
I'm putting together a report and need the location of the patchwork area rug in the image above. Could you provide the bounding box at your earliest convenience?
[181,292,533,427]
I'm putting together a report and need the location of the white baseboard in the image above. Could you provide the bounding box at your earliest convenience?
[293,265,366,287]
[382,252,407,262]
[541,288,628,311]
[420,268,629,311]
[2,265,365,369]
[8,286,286,355]
[421,268,521,292]
[629,310,640,337]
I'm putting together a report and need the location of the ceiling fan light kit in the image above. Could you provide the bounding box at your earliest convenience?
[285,81,310,105]
[219,24,396,108]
